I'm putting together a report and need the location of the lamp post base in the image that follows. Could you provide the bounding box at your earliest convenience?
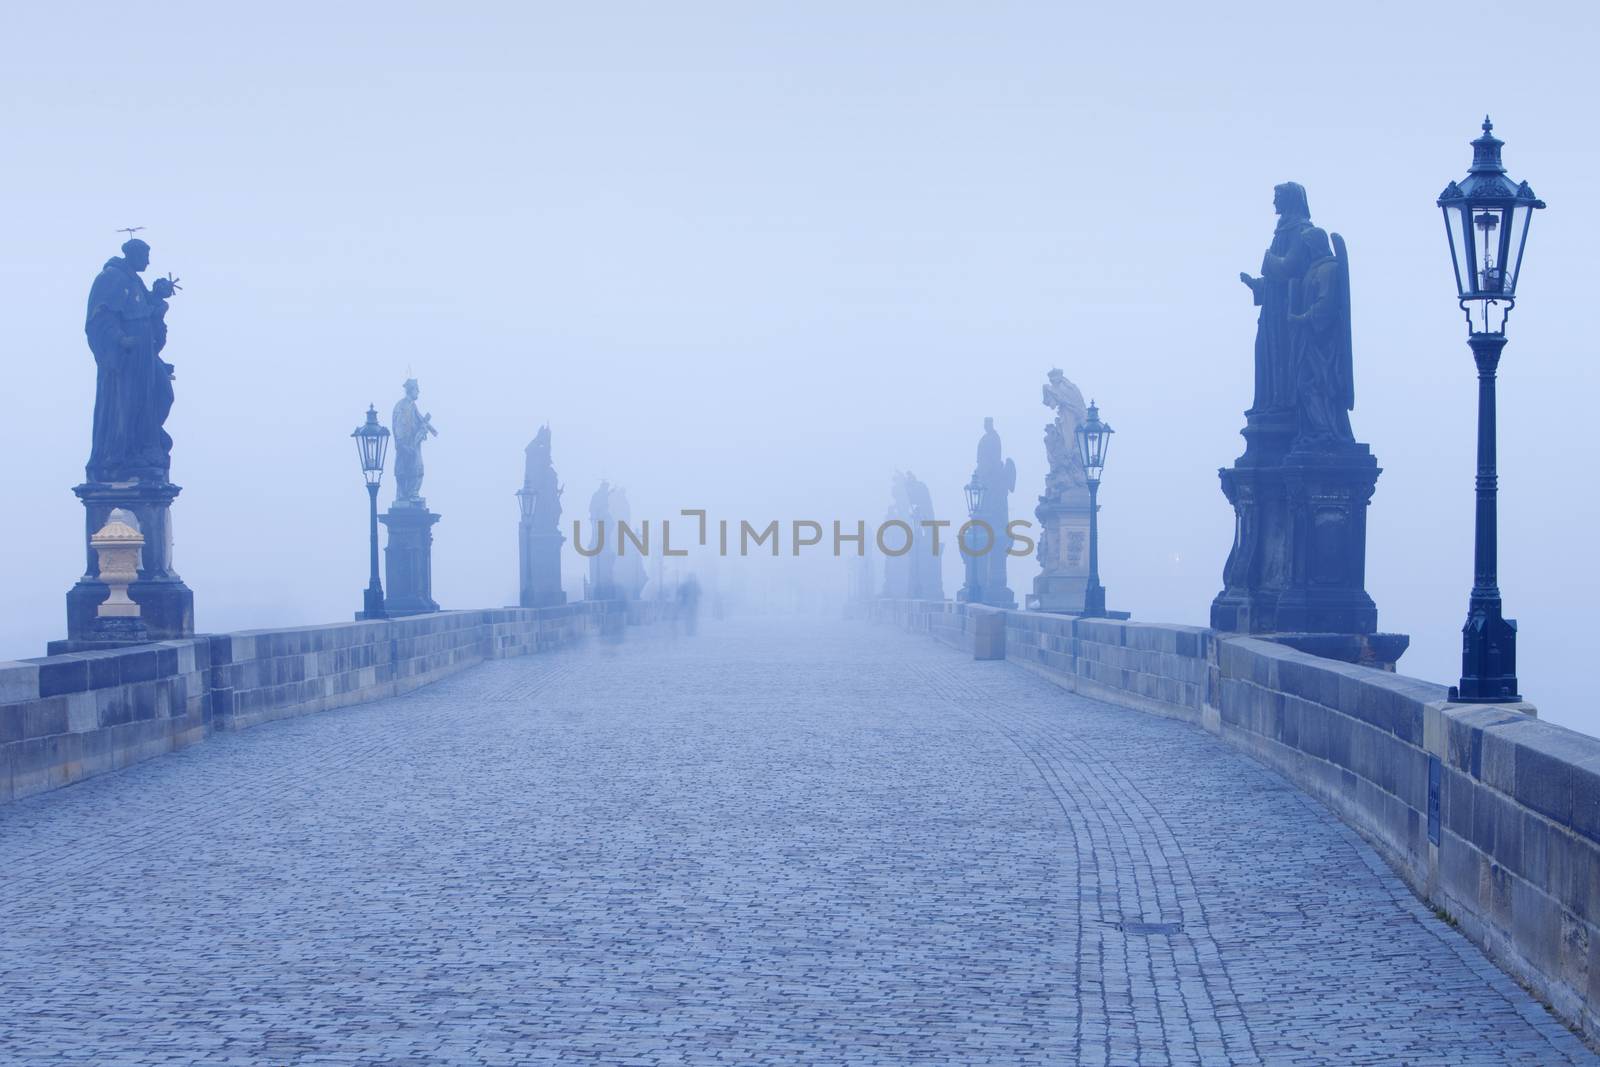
[1455,596,1520,703]
[356,585,388,621]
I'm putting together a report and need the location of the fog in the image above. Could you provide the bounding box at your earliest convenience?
[3,3,1597,731]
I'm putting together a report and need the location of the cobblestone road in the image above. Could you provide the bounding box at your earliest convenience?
[1,618,1594,1065]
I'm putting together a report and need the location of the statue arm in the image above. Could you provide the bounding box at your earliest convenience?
[1240,272,1264,305]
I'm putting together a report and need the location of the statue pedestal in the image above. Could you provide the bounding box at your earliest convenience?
[1211,442,1385,637]
[1030,495,1092,613]
[981,530,1017,609]
[381,504,440,617]
[588,552,618,602]
[520,529,567,608]
[53,481,193,653]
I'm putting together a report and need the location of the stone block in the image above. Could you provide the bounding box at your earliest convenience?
[131,683,158,722]
[1567,839,1600,927]
[1472,785,1508,859]
[1442,766,1475,844]
[119,649,158,685]
[38,658,88,698]
[1276,654,1341,709]
[1512,875,1562,976]
[0,663,38,704]
[65,691,97,733]
[1398,746,1431,813]
[95,685,131,727]
[84,652,122,690]
[1324,709,1354,769]
[1571,758,1600,846]
[1487,859,1515,931]
[0,707,21,745]
[1508,727,1579,829]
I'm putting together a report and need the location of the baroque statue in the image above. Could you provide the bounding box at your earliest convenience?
[85,238,180,483]
[523,425,563,533]
[1041,368,1088,498]
[1237,182,1355,448]
[518,424,568,607]
[392,378,438,505]
[1212,182,1388,647]
[1031,369,1095,613]
[969,417,1017,607]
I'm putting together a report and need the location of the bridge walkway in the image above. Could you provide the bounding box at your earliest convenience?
[0,617,1591,1065]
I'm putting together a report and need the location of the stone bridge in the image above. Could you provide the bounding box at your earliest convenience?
[4,605,1600,1065]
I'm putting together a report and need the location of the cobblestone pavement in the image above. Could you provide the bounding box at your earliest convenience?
[2,617,1594,1066]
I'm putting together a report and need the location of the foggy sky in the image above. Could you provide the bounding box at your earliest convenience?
[3,3,1597,732]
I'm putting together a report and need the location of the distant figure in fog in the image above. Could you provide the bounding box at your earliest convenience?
[676,574,702,636]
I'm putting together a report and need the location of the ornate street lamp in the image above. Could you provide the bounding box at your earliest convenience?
[1075,400,1114,618]
[959,476,988,603]
[1438,117,1544,703]
[963,476,987,519]
[351,405,390,620]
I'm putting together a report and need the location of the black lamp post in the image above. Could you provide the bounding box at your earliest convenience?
[1075,401,1114,618]
[960,476,987,603]
[516,486,536,608]
[1438,117,1544,703]
[352,405,391,620]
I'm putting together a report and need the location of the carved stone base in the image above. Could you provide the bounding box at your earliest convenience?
[1032,496,1091,613]
[381,504,440,617]
[47,615,154,655]
[59,481,194,650]
[1029,573,1089,614]
[1258,631,1410,672]
[1212,442,1382,636]
[520,530,567,608]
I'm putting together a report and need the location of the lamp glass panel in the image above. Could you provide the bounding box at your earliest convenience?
[1504,201,1534,296]
[1443,203,1474,298]
[1472,204,1509,295]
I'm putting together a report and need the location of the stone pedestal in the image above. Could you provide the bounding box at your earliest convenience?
[588,547,618,602]
[1030,495,1092,613]
[1212,438,1383,636]
[55,481,193,653]
[381,504,440,617]
[981,532,1018,610]
[958,525,1018,610]
[520,528,567,608]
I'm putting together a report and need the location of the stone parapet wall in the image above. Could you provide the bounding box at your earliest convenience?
[1,604,609,804]
[879,598,1600,1043]
[0,640,211,802]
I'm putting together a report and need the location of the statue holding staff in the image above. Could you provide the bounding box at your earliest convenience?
[392,378,438,505]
